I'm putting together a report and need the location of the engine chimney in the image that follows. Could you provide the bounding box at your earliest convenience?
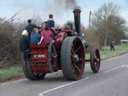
[73,8,81,35]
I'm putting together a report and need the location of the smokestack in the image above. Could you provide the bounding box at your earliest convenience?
[73,7,81,35]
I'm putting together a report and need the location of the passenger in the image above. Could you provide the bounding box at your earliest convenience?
[38,27,54,45]
[30,28,41,45]
[38,22,47,45]
[25,19,37,37]
[47,14,55,28]
[20,19,37,52]
[20,30,29,53]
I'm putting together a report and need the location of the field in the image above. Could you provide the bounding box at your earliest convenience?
[101,44,128,59]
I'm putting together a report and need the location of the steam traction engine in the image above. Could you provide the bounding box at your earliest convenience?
[22,8,101,81]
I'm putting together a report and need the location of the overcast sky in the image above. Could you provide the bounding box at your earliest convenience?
[0,0,127,26]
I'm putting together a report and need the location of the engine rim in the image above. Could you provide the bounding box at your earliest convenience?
[93,49,100,71]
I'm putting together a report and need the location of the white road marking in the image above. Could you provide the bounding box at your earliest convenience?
[105,65,128,73]
[104,65,123,73]
[38,93,44,96]
[121,65,128,68]
[38,76,90,96]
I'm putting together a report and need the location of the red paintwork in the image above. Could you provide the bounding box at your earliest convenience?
[55,32,67,48]
[32,65,49,73]
[30,45,49,73]
[40,29,54,45]
[55,28,72,48]
[29,27,73,73]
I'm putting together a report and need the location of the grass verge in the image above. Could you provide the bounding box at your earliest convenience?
[101,44,128,59]
[0,65,23,82]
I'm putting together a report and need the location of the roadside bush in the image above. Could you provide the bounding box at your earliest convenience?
[0,19,22,68]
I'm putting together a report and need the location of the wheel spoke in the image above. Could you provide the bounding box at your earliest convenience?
[74,46,81,53]
[95,57,100,62]
[72,63,81,73]
[71,43,83,74]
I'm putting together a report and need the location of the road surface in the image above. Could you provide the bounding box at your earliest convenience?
[0,54,128,96]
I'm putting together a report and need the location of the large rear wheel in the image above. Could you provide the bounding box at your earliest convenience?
[61,37,85,80]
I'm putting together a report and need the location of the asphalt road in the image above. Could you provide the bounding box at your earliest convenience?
[0,54,128,96]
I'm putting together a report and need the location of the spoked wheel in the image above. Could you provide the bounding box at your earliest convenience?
[22,54,46,80]
[90,48,101,73]
[61,37,85,80]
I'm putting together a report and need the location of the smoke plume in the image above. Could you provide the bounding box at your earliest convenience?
[56,0,77,9]
[46,0,78,16]
[13,0,79,24]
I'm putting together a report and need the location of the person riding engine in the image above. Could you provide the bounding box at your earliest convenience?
[30,28,41,45]
[38,23,54,45]
[47,14,55,28]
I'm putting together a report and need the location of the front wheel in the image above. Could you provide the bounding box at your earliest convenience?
[90,48,101,73]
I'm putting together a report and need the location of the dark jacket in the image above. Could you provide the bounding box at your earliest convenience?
[20,36,29,52]
[47,19,55,28]
[25,24,36,36]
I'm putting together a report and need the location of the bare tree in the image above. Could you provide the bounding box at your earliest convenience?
[90,2,125,46]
